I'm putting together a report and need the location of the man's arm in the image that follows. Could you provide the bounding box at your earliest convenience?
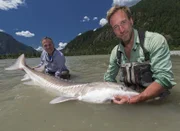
[32,51,44,69]
[104,45,120,82]
[130,82,164,103]
[113,81,164,104]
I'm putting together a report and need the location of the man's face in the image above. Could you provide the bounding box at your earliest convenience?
[110,10,133,44]
[42,39,54,55]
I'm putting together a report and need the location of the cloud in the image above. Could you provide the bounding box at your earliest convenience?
[78,33,82,36]
[99,18,108,27]
[36,46,43,52]
[0,29,4,32]
[93,28,97,31]
[82,16,90,22]
[57,42,68,50]
[15,30,35,37]
[93,17,98,20]
[0,0,25,10]
[112,0,141,7]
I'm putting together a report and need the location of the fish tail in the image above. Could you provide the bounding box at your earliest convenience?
[5,54,26,70]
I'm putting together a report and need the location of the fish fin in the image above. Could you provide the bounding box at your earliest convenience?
[49,96,78,104]
[21,74,30,81]
[23,81,37,86]
[34,64,45,72]
[5,54,25,70]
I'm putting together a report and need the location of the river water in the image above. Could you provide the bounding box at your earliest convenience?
[0,55,180,131]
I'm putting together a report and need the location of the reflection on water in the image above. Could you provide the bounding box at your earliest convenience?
[0,55,180,131]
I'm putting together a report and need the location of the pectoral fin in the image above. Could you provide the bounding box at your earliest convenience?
[21,74,30,81]
[49,96,78,104]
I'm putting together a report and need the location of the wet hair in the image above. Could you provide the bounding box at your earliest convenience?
[106,5,132,23]
[41,36,54,45]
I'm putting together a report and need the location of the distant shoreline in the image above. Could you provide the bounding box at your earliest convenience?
[170,50,180,56]
[0,50,180,60]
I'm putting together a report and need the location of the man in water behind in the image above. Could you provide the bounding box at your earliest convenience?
[34,37,70,79]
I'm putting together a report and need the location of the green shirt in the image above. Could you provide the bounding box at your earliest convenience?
[104,29,176,89]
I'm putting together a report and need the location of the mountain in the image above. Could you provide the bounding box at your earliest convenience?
[131,0,180,49]
[0,32,39,57]
[63,25,118,55]
[63,0,180,56]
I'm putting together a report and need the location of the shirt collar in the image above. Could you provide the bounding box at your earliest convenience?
[45,48,56,56]
[118,29,140,52]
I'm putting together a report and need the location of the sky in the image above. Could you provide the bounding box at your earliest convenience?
[0,0,141,51]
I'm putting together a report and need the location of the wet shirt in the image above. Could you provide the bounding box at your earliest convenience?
[104,29,176,89]
[38,49,68,76]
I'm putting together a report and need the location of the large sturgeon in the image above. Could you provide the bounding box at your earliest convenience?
[5,54,139,104]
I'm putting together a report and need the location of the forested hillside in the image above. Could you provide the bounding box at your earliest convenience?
[63,0,180,56]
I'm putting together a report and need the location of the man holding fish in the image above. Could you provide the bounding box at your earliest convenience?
[104,5,176,104]
[34,37,70,79]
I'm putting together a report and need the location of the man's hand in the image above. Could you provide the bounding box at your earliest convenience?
[113,95,142,104]
[31,66,37,70]
[113,82,165,104]
[113,95,130,104]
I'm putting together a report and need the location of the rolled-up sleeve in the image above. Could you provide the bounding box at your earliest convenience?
[147,34,176,89]
[104,45,120,82]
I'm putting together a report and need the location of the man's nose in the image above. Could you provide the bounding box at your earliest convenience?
[119,25,125,33]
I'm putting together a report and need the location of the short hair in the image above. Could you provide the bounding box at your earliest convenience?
[106,5,132,24]
[41,36,54,45]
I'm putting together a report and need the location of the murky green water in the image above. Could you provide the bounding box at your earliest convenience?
[0,55,180,131]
